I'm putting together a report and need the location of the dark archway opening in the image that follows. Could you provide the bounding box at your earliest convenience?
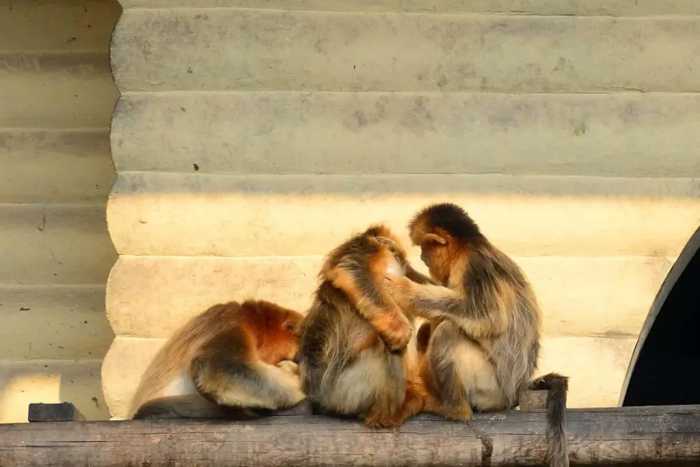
[623,228,700,406]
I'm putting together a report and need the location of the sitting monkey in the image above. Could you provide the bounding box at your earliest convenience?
[299,225,433,428]
[326,205,541,421]
[129,300,305,419]
[382,203,542,421]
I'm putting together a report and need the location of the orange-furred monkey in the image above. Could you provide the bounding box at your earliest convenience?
[384,203,541,422]
[130,300,305,419]
[299,225,434,428]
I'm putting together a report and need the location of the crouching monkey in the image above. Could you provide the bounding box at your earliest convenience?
[129,300,305,419]
[384,203,541,421]
[299,225,434,428]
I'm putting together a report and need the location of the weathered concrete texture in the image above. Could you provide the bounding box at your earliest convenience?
[107,172,700,257]
[0,0,120,425]
[118,0,700,16]
[0,52,118,128]
[102,334,634,418]
[0,285,113,360]
[112,10,700,92]
[0,360,108,423]
[107,255,671,339]
[0,204,116,285]
[113,92,700,177]
[106,256,321,337]
[0,1,122,53]
[0,130,113,203]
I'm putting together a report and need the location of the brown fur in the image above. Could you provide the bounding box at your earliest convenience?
[300,225,432,428]
[531,373,570,467]
[386,203,541,420]
[130,300,305,419]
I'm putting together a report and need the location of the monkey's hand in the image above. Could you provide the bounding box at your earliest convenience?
[372,310,413,352]
[277,360,300,376]
[382,275,415,311]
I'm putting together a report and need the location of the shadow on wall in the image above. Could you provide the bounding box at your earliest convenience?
[0,0,121,423]
[0,362,107,423]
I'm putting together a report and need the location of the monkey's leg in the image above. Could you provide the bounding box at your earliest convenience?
[191,355,305,411]
[424,321,475,422]
[328,264,413,352]
[380,373,431,427]
[318,346,406,428]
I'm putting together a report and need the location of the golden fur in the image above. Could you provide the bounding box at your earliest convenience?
[300,225,433,428]
[386,203,541,420]
[129,300,304,419]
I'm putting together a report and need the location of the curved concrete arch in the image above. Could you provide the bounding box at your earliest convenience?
[620,225,700,406]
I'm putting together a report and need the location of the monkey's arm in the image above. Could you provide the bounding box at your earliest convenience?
[326,265,412,352]
[404,263,437,285]
[192,354,305,411]
[385,277,508,339]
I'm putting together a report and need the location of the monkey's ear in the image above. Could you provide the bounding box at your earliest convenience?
[422,233,447,246]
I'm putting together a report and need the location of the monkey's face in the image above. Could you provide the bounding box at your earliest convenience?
[420,241,451,285]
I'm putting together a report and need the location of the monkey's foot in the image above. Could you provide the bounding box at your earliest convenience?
[433,403,473,423]
[363,412,402,429]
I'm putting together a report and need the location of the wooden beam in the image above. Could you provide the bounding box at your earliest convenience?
[1,405,699,466]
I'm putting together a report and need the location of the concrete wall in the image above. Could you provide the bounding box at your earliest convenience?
[104,1,700,418]
[0,0,120,422]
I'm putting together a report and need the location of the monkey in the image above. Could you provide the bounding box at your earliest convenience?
[299,224,434,428]
[376,203,542,422]
[129,300,305,419]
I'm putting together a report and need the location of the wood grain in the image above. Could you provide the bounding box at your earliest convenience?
[1,406,698,466]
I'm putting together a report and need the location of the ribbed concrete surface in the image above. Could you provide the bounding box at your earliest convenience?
[105,255,671,338]
[104,1,700,417]
[113,93,700,177]
[117,0,700,15]
[0,1,121,53]
[107,173,700,257]
[0,0,119,422]
[0,360,105,423]
[113,10,700,93]
[0,204,114,285]
[0,285,112,360]
[0,130,113,203]
[0,53,117,128]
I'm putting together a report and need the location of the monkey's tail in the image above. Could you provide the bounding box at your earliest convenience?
[128,305,234,418]
[530,373,569,467]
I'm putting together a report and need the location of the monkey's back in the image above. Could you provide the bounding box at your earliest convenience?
[299,282,380,407]
[482,246,542,405]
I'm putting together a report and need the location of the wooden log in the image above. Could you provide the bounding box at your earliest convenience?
[1,406,699,466]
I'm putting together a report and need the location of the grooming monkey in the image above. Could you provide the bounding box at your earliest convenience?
[299,225,434,428]
[129,300,305,419]
[376,203,542,421]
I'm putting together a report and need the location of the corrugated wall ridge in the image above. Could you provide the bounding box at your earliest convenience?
[103,0,700,417]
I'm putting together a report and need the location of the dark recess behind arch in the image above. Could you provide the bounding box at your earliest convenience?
[623,241,700,406]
